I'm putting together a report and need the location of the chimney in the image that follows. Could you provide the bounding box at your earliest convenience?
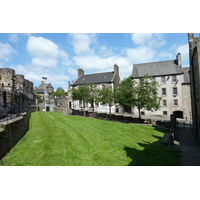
[176,53,182,67]
[114,63,119,75]
[78,68,84,77]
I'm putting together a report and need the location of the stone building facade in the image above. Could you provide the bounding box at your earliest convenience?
[132,53,191,120]
[188,33,200,137]
[33,81,54,104]
[0,68,34,111]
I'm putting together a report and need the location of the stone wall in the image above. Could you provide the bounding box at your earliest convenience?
[53,107,69,114]
[0,105,36,160]
[182,84,192,121]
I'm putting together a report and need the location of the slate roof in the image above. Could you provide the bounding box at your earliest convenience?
[71,71,115,86]
[33,88,44,94]
[132,60,183,78]
[182,67,190,84]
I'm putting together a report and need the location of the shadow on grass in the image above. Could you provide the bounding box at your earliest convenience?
[123,132,179,166]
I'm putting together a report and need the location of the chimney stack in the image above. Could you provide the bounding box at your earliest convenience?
[176,53,182,67]
[78,68,84,77]
[114,63,119,74]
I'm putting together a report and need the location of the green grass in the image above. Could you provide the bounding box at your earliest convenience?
[2,112,178,166]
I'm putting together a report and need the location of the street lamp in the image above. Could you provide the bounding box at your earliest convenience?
[42,77,47,113]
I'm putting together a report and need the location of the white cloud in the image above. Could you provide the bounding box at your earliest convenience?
[26,36,72,68]
[131,33,165,47]
[126,46,156,64]
[0,42,16,61]
[71,33,179,81]
[27,36,59,58]
[12,63,70,90]
[67,67,77,76]
[8,34,19,43]
[59,50,73,66]
[32,57,57,68]
[69,33,96,55]
[131,33,153,45]
[176,43,189,65]
[98,45,115,57]
[25,71,41,82]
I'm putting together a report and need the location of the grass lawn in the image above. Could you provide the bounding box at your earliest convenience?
[2,112,178,166]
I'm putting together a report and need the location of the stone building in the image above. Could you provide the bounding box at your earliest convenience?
[0,68,34,112]
[69,64,120,114]
[34,81,54,104]
[188,33,200,137]
[132,53,191,120]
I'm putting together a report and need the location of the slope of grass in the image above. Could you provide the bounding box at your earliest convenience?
[2,112,178,166]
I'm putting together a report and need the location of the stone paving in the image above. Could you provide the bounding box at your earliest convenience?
[172,128,200,166]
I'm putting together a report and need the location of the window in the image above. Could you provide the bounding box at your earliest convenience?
[161,76,166,84]
[163,111,168,115]
[141,111,145,115]
[172,75,177,83]
[162,88,166,96]
[173,87,178,96]
[152,77,156,82]
[174,99,178,106]
[163,100,167,107]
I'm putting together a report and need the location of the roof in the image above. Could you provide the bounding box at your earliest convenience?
[182,67,190,84]
[71,71,115,86]
[34,89,44,94]
[132,59,183,78]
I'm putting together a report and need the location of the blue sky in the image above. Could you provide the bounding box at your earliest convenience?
[0,33,195,90]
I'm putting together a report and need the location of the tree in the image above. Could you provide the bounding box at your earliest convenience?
[115,76,135,113]
[52,87,68,97]
[134,75,161,119]
[71,84,97,116]
[115,75,161,120]
[97,86,115,118]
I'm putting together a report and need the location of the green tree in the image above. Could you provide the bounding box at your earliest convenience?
[97,86,115,118]
[71,84,97,116]
[115,76,135,113]
[134,75,161,119]
[52,87,68,97]
[115,75,161,120]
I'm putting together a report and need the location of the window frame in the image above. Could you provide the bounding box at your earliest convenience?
[172,75,177,83]
[173,87,178,96]
[162,88,166,96]
[161,76,166,84]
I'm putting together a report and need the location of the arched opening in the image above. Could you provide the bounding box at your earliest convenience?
[173,111,184,119]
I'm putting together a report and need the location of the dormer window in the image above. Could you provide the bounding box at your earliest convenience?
[172,75,177,83]
[161,76,166,84]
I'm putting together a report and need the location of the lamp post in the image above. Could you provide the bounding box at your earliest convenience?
[42,77,47,113]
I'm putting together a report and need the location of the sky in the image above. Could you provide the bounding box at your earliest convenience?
[0,33,197,91]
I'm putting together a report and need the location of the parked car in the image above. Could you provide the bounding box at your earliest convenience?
[6,103,19,114]
[0,105,7,119]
